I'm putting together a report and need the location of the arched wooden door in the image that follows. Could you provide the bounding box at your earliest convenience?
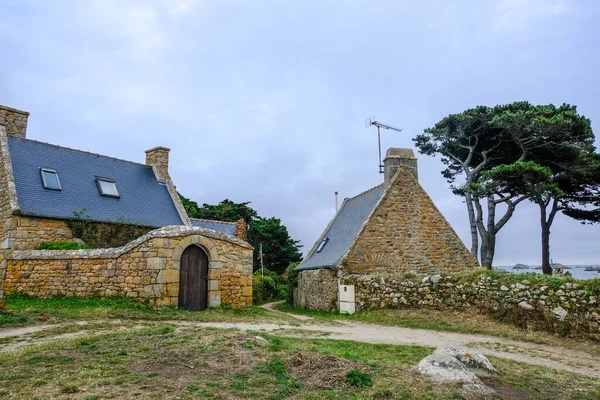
[178,246,208,311]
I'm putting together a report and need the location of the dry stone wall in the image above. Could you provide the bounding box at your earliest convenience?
[345,273,600,336]
[0,226,254,308]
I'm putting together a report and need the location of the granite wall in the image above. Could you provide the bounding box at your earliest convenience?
[0,226,254,308]
[343,167,479,275]
[294,268,338,311]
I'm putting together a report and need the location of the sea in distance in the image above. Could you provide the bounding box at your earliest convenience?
[494,265,600,280]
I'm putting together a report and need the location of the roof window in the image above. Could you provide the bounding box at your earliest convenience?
[40,168,61,190]
[96,177,120,198]
[315,237,329,253]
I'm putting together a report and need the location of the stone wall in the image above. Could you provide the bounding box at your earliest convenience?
[345,273,600,336]
[294,268,338,311]
[8,216,73,250]
[0,226,254,308]
[0,128,19,249]
[343,167,479,275]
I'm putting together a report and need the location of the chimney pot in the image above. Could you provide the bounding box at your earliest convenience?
[0,105,29,139]
[145,146,170,182]
[383,148,418,187]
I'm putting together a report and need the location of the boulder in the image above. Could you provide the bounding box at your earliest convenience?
[430,274,442,284]
[416,353,480,383]
[432,348,498,375]
[415,347,497,385]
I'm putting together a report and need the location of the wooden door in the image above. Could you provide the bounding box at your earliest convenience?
[178,246,208,311]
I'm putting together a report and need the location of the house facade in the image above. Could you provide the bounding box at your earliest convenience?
[294,148,478,311]
[0,104,252,309]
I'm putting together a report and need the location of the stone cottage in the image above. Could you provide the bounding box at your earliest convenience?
[294,148,478,311]
[0,104,252,309]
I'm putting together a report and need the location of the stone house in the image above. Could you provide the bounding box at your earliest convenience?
[294,148,478,311]
[0,104,252,309]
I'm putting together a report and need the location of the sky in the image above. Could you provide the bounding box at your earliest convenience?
[1,0,599,266]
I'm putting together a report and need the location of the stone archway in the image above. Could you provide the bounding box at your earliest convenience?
[178,245,209,311]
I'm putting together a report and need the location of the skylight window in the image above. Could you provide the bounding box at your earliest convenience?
[40,168,61,190]
[96,177,120,198]
[316,237,329,253]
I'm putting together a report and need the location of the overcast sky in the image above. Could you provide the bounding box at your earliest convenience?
[2,0,599,266]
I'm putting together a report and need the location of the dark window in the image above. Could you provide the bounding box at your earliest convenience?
[316,237,329,253]
[40,168,61,190]
[96,177,120,198]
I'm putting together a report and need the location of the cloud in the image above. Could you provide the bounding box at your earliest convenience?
[495,0,566,31]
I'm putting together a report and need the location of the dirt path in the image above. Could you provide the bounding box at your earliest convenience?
[2,304,599,378]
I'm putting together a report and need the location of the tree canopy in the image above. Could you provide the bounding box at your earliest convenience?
[178,195,303,274]
[415,102,600,271]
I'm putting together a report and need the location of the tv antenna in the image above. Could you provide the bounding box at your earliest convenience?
[365,117,403,174]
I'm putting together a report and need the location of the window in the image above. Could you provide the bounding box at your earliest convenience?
[316,237,329,253]
[96,177,120,198]
[40,168,61,190]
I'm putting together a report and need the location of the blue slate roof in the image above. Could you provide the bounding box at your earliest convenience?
[190,218,237,236]
[8,137,184,228]
[296,184,384,271]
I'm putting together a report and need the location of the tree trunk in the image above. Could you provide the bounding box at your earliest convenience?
[539,198,559,275]
[464,192,479,262]
[481,195,497,269]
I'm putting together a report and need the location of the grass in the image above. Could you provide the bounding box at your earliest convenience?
[275,303,600,355]
[0,325,598,399]
[0,296,299,328]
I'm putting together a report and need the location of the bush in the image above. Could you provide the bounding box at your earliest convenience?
[252,269,288,304]
[35,242,91,250]
[287,262,299,305]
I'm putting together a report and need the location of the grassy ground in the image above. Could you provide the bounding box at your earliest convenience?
[0,297,298,328]
[1,324,599,399]
[275,303,600,355]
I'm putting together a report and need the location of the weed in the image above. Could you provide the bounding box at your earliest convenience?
[346,369,373,387]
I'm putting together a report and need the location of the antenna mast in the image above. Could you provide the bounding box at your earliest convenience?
[365,117,403,174]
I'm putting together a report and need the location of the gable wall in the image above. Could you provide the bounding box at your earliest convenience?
[342,167,478,275]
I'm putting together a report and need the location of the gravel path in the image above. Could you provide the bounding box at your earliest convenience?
[2,303,598,378]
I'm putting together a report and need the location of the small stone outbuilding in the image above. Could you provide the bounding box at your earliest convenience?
[0,104,252,309]
[294,148,478,311]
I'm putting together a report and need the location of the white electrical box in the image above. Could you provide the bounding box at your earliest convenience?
[339,284,355,314]
[339,285,355,302]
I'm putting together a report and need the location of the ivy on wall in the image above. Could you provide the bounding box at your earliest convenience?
[66,210,153,249]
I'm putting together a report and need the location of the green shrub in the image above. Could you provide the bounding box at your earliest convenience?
[35,242,91,250]
[346,370,372,387]
[252,269,288,304]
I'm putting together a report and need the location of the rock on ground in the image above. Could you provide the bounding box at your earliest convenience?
[415,347,497,395]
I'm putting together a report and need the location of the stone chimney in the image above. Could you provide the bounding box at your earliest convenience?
[0,105,29,139]
[145,146,170,182]
[383,148,418,187]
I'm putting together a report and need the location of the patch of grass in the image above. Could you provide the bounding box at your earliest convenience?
[1,296,298,328]
[1,325,599,399]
